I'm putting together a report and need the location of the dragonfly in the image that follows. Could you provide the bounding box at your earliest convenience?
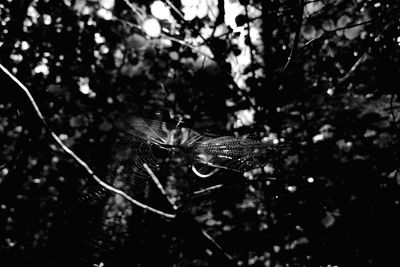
[124,116,282,178]
[70,116,285,266]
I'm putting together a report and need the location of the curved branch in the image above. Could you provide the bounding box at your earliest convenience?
[0,64,175,219]
[282,0,305,72]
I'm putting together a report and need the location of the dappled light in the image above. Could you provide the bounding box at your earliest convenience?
[1,0,400,266]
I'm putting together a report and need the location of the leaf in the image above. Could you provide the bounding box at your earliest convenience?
[344,25,363,40]
[69,116,85,128]
[337,15,351,28]
[322,19,335,31]
[321,212,335,228]
[99,120,113,132]
[301,24,316,40]
[127,33,147,50]
[142,18,161,38]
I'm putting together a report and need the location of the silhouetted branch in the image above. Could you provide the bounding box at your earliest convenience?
[216,0,225,26]
[0,64,176,219]
[244,2,256,77]
[298,19,374,55]
[328,21,392,93]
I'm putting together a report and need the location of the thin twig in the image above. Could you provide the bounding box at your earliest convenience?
[0,64,175,219]
[164,0,186,21]
[282,0,305,72]
[143,163,178,210]
[336,51,368,85]
[121,0,145,21]
[200,228,234,261]
[192,184,224,197]
[327,21,392,93]
[298,19,374,55]
[116,18,214,60]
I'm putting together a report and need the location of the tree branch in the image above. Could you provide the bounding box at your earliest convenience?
[282,0,305,73]
[116,18,214,60]
[143,163,178,210]
[0,64,175,219]
[327,21,393,93]
[244,3,256,78]
[298,19,374,55]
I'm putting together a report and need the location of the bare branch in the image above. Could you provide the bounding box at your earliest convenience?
[336,51,368,86]
[0,64,176,219]
[200,228,234,261]
[175,214,236,265]
[282,0,305,72]
[192,184,224,197]
[327,21,393,93]
[164,0,186,22]
[121,0,145,21]
[143,163,178,210]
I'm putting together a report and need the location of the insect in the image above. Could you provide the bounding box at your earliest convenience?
[72,116,284,265]
[124,116,281,177]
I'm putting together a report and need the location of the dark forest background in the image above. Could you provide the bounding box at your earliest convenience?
[1,0,400,266]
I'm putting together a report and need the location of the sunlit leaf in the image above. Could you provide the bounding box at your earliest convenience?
[224,1,244,28]
[150,1,172,21]
[142,18,161,38]
[337,14,351,30]
[100,0,114,10]
[305,2,324,15]
[344,25,363,40]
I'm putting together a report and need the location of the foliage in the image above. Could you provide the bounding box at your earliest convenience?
[1,0,400,266]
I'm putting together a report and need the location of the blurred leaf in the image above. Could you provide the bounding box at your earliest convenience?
[302,24,317,40]
[127,33,147,49]
[99,120,113,132]
[344,25,363,40]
